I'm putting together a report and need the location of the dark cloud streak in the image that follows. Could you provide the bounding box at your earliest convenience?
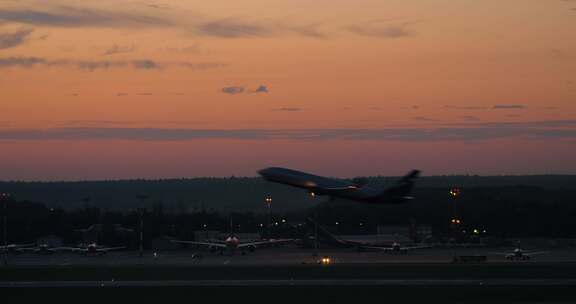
[0,56,225,71]
[1,123,575,142]
[0,27,34,49]
[0,7,173,28]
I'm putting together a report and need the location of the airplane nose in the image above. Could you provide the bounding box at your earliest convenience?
[257,168,270,177]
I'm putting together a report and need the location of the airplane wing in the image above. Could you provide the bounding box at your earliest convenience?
[524,251,549,257]
[400,245,433,250]
[236,239,294,248]
[12,247,35,252]
[359,246,396,252]
[97,246,125,252]
[58,246,90,253]
[0,243,35,249]
[320,185,360,191]
[171,240,227,248]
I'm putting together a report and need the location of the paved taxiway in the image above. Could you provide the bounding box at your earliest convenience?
[4,246,576,266]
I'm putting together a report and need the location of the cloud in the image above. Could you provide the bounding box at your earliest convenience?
[272,107,302,112]
[0,5,422,40]
[195,19,326,39]
[0,27,34,49]
[444,105,488,110]
[146,3,171,10]
[1,120,575,142]
[253,85,269,93]
[478,120,576,128]
[103,43,136,55]
[221,86,245,94]
[412,116,437,122]
[0,56,225,71]
[550,49,575,60]
[196,18,272,38]
[177,62,228,70]
[346,20,416,38]
[492,104,526,109]
[158,44,202,54]
[0,6,173,28]
[288,24,328,39]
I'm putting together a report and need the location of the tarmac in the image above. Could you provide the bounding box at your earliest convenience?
[3,246,576,301]
[4,246,576,266]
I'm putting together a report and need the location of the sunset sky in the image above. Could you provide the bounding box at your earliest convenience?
[1,0,575,180]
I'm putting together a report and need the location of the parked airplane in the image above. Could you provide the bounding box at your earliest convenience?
[258,167,420,204]
[305,217,430,253]
[0,243,34,254]
[17,243,69,255]
[490,243,549,260]
[172,236,294,255]
[62,243,125,256]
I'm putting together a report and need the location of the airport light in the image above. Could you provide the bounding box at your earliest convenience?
[450,218,461,225]
[449,188,461,197]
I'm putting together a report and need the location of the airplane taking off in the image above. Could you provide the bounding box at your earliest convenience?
[258,167,420,204]
[305,217,431,253]
[172,236,294,255]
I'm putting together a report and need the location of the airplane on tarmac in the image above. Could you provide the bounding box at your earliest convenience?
[14,243,69,255]
[258,167,420,204]
[0,243,35,254]
[61,243,126,256]
[490,242,549,260]
[171,236,294,255]
[305,217,431,254]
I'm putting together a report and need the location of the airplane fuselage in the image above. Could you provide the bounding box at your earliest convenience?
[258,167,412,204]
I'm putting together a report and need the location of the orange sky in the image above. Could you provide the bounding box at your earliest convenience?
[0,0,575,180]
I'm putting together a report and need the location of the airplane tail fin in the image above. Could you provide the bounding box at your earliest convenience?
[305,217,349,247]
[378,170,420,203]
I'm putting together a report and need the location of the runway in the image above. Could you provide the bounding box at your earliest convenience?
[3,247,576,301]
[4,278,576,288]
[4,246,576,266]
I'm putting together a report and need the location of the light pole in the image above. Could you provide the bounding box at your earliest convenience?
[136,194,148,258]
[449,187,461,259]
[138,208,145,258]
[265,197,272,239]
[1,193,10,266]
